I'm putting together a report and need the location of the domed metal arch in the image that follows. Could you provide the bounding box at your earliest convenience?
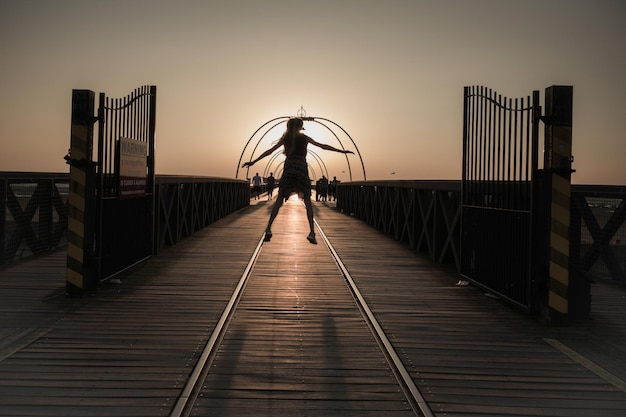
[236,111,366,181]
[307,150,330,180]
[304,118,357,181]
[237,117,288,180]
[262,152,284,179]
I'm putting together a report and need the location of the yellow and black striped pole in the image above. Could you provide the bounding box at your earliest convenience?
[66,90,96,297]
[548,173,570,315]
[544,86,575,323]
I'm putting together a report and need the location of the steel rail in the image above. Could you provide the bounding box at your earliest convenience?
[170,217,433,417]
[314,218,435,417]
[168,235,265,417]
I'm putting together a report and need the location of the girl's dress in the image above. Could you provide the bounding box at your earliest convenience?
[278,134,311,199]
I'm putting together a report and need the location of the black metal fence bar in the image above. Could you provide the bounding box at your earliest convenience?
[463,86,537,211]
[461,86,540,310]
[337,181,626,285]
[2,172,624,286]
[98,86,155,199]
[571,185,626,283]
[1,173,249,265]
[154,176,249,253]
[0,172,69,263]
[337,181,462,268]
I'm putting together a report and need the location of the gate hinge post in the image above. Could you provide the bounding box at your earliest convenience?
[66,89,99,297]
[539,85,589,324]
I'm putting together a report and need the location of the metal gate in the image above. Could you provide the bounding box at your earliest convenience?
[96,86,157,280]
[66,86,156,295]
[460,86,541,310]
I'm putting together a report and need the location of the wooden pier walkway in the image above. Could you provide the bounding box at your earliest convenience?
[1,197,626,416]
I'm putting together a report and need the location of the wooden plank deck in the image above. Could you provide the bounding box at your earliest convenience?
[0,197,625,416]
[315,203,626,417]
[0,204,264,417]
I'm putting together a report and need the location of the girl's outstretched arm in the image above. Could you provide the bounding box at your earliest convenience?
[308,138,354,154]
[242,141,283,167]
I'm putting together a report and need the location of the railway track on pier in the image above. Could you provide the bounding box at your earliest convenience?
[3,198,626,417]
[169,218,433,417]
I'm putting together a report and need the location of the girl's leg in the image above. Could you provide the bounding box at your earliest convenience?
[303,196,317,244]
[303,196,315,235]
[266,196,284,232]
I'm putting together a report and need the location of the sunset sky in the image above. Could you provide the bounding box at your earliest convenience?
[1,0,624,184]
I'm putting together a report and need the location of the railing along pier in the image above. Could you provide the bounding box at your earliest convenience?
[2,173,624,289]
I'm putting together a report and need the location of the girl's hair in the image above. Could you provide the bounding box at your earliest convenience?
[282,118,304,156]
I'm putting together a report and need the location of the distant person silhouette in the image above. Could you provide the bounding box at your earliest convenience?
[329,176,339,201]
[252,172,262,200]
[266,172,275,200]
[242,117,353,244]
[319,175,328,201]
[315,178,321,201]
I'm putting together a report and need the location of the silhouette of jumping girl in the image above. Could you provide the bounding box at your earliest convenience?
[242,117,353,244]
